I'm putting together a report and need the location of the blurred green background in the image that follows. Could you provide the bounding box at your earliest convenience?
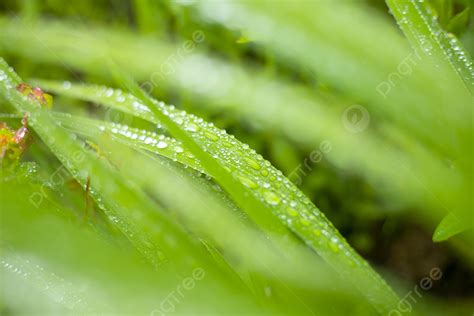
[0,0,473,315]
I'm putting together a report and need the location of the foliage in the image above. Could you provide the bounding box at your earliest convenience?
[0,1,473,315]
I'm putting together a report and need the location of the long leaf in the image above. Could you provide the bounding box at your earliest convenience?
[386,0,474,94]
[0,58,233,280]
[37,79,399,313]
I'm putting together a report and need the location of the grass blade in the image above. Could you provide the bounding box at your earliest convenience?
[0,58,225,276]
[38,78,399,313]
[386,0,474,93]
[51,111,204,173]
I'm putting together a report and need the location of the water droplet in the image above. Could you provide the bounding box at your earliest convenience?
[185,123,200,132]
[263,190,280,205]
[62,81,71,89]
[286,207,298,217]
[204,132,219,141]
[329,239,340,253]
[300,218,310,226]
[238,176,258,189]
[156,141,168,148]
[244,157,261,170]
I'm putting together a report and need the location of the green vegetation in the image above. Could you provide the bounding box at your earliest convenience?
[0,1,472,315]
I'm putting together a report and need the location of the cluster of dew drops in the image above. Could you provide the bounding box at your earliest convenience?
[80,82,364,264]
[105,121,204,173]
[2,65,361,265]
[2,256,90,307]
[0,66,19,94]
[392,1,474,78]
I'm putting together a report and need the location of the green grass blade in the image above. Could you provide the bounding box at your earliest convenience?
[0,58,221,275]
[2,19,469,236]
[1,181,262,315]
[386,0,474,93]
[97,138,375,314]
[433,212,472,242]
[51,111,204,173]
[191,0,471,158]
[51,109,372,313]
[37,79,399,313]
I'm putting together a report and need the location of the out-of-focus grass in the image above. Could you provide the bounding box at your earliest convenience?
[0,0,473,315]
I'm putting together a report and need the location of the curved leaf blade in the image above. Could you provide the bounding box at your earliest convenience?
[386,0,474,93]
[39,79,400,313]
[433,212,472,242]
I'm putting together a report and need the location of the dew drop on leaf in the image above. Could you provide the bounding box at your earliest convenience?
[263,190,280,205]
[204,132,219,141]
[156,141,168,149]
[286,207,298,217]
[185,123,200,132]
[237,176,259,189]
[244,157,261,170]
[313,229,321,237]
[300,218,310,226]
